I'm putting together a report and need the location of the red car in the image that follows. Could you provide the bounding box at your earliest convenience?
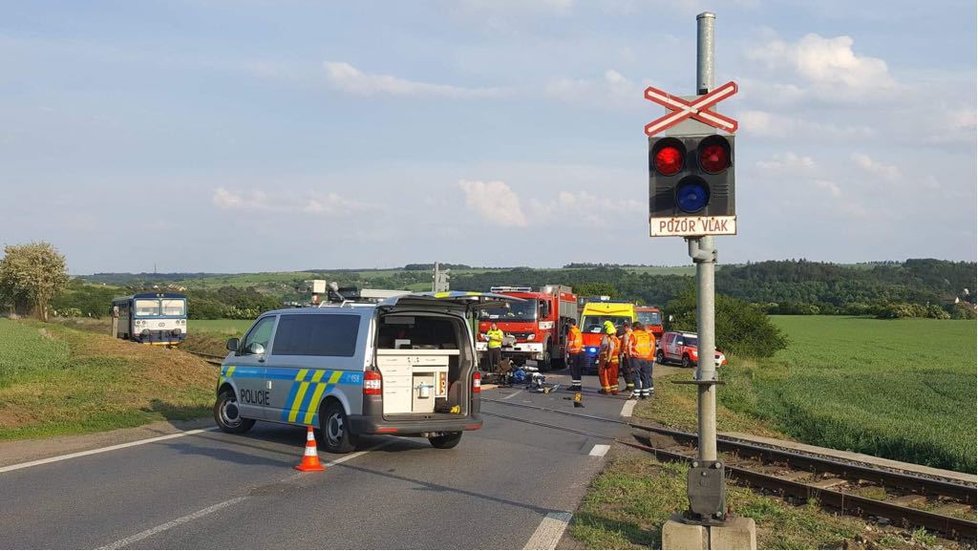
[656,331,727,368]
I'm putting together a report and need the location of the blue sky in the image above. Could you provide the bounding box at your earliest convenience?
[1,0,975,274]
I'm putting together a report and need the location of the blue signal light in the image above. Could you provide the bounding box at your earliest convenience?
[587,347,598,354]
[676,177,710,213]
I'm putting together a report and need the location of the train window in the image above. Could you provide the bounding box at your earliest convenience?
[135,300,161,316]
[161,299,186,316]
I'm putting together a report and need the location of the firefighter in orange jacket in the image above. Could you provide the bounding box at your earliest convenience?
[567,319,584,392]
[619,321,634,394]
[628,322,656,400]
[598,324,621,395]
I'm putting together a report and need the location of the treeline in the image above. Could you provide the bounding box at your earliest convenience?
[68,258,976,321]
[52,281,281,319]
[450,259,976,319]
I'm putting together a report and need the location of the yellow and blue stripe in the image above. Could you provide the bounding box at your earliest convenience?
[221,366,362,426]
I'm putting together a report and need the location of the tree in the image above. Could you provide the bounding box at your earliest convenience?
[0,242,70,321]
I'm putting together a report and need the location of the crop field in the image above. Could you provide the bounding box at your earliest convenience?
[720,316,977,472]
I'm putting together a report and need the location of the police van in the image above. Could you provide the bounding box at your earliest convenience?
[214,291,511,453]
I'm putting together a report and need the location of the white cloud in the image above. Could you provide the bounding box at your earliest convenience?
[747,33,896,98]
[738,110,874,140]
[814,179,842,198]
[756,152,816,173]
[324,61,507,99]
[851,153,901,180]
[455,0,573,15]
[527,190,643,227]
[457,180,528,227]
[212,187,373,215]
[544,69,640,108]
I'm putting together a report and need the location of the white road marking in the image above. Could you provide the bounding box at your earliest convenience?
[589,444,610,457]
[524,512,573,550]
[620,400,637,418]
[0,428,216,474]
[502,390,522,400]
[98,443,388,549]
[98,497,249,549]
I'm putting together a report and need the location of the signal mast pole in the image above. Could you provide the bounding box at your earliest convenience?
[684,11,725,524]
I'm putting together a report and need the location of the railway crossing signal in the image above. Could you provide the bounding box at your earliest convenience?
[648,133,735,236]
[644,79,738,238]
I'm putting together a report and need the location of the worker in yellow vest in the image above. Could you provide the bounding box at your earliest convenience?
[485,322,505,371]
[628,322,656,400]
[566,319,584,392]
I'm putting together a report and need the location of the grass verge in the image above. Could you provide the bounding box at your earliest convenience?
[0,319,216,440]
[569,447,961,550]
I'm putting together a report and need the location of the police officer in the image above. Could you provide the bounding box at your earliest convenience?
[485,322,504,371]
[566,319,584,392]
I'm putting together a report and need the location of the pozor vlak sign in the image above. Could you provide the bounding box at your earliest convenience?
[644,82,738,237]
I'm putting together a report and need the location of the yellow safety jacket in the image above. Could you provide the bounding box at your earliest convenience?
[486,328,504,349]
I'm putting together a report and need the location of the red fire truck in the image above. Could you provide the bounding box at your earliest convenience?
[635,305,664,339]
[476,285,578,371]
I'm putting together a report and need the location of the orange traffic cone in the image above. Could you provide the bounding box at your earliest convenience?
[295,426,325,472]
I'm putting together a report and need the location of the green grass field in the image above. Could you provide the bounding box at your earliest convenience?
[189,319,254,335]
[720,316,977,472]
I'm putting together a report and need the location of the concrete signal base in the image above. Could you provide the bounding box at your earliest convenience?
[661,514,756,550]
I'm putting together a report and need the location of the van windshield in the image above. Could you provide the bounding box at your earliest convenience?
[479,301,537,321]
[581,315,630,334]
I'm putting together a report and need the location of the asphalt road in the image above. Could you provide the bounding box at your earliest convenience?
[0,370,639,549]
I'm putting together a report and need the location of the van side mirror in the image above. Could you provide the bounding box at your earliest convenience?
[226,337,240,351]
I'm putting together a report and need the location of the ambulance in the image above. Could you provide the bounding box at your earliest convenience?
[577,298,637,373]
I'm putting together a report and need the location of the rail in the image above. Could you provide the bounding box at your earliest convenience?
[483,397,976,541]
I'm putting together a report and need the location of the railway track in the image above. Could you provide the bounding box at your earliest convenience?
[484,397,977,541]
[626,423,976,541]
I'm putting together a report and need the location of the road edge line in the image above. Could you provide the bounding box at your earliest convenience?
[0,428,216,474]
[524,511,573,550]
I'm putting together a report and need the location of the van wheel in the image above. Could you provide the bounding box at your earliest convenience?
[656,350,665,365]
[320,401,357,454]
[428,432,462,449]
[214,390,255,434]
[681,355,692,368]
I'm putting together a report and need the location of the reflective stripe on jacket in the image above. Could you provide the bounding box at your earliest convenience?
[630,330,655,360]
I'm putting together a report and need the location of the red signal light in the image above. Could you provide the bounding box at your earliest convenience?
[652,138,685,176]
[698,136,731,174]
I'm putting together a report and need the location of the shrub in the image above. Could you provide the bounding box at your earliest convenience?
[666,289,788,358]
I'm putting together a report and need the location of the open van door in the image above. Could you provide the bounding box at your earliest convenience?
[377,290,525,318]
